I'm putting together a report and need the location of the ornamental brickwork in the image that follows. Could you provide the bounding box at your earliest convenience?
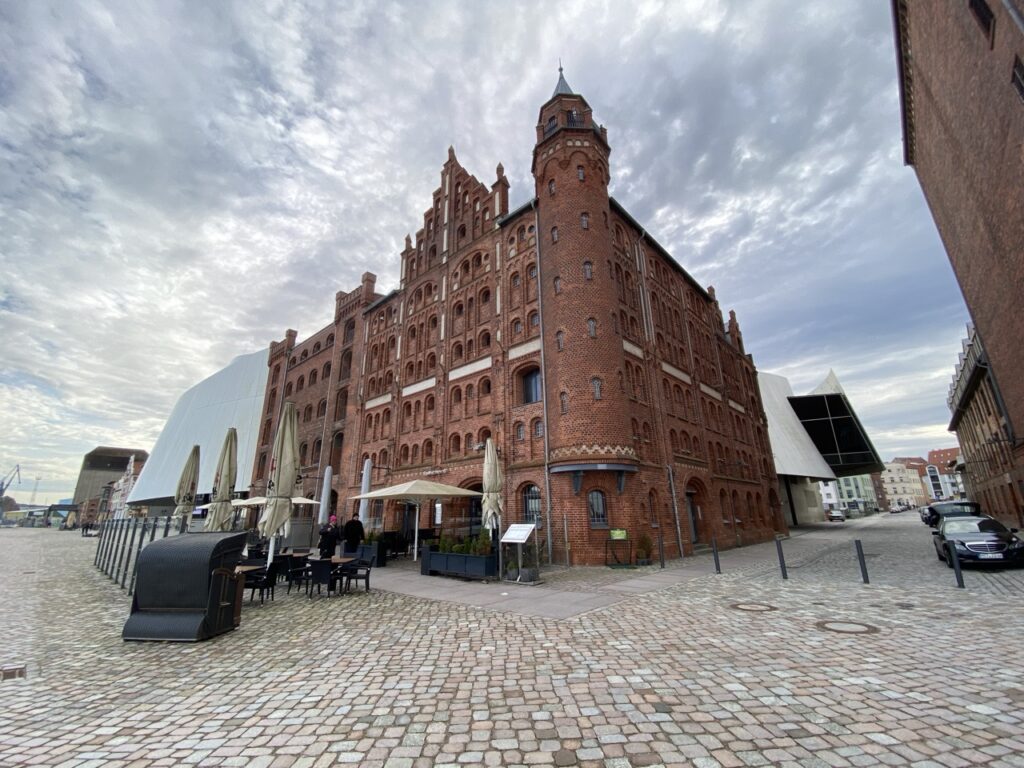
[252,75,785,565]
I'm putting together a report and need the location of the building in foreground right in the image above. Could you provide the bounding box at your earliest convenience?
[948,325,1023,528]
[892,1,1024,526]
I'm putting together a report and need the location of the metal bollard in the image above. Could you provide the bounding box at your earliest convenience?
[948,542,965,589]
[775,538,788,580]
[658,530,665,569]
[129,520,149,595]
[711,536,721,574]
[854,539,870,584]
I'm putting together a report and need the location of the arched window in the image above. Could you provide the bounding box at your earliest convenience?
[553,276,561,294]
[284,382,293,397]
[424,440,434,460]
[300,350,308,361]
[335,389,348,420]
[591,377,603,400]
[515,422,525,441]
[551,226,559,243]
[272,364,280,383]
[532,419,544,437]
[309,369,317,386]
[529,312,540,328]
[453,343,463,360]
[548,179,555,195]
[312,342,321,354]
[521,367,542,404]
[556,331,564,351]
[312,439,321,464]
[523,484,541,523]
[323,362,331,380]
[583,261,593,280]
[588,490,607,527]
[512,319,523,335]
[560,391,569,414]
[256,452,267,479]
[480,288,490,304]
[317,399,327,418]
[452,387,462,404]
[480,331,491,348]
[303,405,313,423]
[296,376,305,392]
[326,334,334,346]
[587,318,597,337]
[449,433,461,455]
[299,442,308,465]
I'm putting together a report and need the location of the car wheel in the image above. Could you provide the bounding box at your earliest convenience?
[936,548,945,562]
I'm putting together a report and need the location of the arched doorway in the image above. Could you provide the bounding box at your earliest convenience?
[684,479,709,545]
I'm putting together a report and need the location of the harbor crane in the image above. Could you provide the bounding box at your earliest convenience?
[1,464,20,498]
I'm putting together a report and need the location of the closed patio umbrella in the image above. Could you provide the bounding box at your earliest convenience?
[204,428,238,532]
[481,437,504,575]
[351,479,483,562]
[173,445,200,532]
[258,402,299,562]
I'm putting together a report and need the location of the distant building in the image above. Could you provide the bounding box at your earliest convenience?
[108,455,145,519]
[880,461,929,509]
[892,1,1024,521]
[924,448,964,500]
[72,447,149,506]
[948,325,1023,527]
[822,474,880,516]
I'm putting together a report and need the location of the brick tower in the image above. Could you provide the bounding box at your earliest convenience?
[532,69,639,545]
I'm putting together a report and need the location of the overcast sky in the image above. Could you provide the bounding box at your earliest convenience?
[1,0,969,505]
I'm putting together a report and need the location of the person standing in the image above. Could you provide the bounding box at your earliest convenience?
[317,515,340,558]
[342,512,365,555]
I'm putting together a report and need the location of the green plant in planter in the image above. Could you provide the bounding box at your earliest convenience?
[472,529,492,556]
[636,533,653,564]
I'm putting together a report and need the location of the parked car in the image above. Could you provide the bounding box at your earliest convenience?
[922,501,983,528]
[827,509,846,522]
[932,516,1024,567]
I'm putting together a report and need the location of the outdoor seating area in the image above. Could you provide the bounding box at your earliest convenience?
[234,547,375,602]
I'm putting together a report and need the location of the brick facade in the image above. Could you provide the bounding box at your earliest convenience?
[893,1,1024,521]
[251,76,785,565]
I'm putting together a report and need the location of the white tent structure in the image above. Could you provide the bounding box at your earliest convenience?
[351,480,483,561]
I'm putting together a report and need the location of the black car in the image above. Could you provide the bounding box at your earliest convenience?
[932,516,1024,567]
[922,501,983,527]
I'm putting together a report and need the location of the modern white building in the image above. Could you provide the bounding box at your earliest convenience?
[128,350,268,509]
[758,370,881,525]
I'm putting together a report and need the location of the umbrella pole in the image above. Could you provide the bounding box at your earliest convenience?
[413,502,420,562]
[267,534,276,565]
[497,512,502,583]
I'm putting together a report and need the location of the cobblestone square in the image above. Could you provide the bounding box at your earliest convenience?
[1,514,1021,767]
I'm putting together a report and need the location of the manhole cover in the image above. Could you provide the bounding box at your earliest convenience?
[815,620,879,635]
[730,603,778,613]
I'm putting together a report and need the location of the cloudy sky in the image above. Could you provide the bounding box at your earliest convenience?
[1,0,969,505]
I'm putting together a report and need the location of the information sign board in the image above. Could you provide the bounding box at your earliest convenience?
[501,523,536,544]
[609,528,628,540]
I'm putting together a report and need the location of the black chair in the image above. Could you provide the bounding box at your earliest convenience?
[246,560,281,604]
[341,554,375,593]
[303,559,336,598]
[285,554,309,594]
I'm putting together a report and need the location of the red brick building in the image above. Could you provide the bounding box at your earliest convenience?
[893,1,1024,521]
[252,73,784,564]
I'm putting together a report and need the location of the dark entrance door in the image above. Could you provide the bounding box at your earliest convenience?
[685,492,700,544]
[467,484,483,537]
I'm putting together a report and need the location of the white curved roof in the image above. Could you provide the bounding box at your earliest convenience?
[758,372,836,481]
[128,349,268,505]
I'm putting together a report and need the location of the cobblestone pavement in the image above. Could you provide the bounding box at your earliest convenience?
[1,518,1022,768]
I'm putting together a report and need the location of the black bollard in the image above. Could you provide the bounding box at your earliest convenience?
[775,538,788,580]
[711,535,721,574]
[658,530,665,569]
[854,539,870,584]
[948,542,965,589]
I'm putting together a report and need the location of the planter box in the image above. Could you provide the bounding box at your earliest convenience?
[421,548,497,580]
[357,541,387,567]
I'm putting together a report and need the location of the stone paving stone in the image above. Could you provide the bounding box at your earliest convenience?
[1,520,1023,767]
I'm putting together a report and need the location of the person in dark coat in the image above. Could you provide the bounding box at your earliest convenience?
[317,515,340,558]
[342,512,365,554]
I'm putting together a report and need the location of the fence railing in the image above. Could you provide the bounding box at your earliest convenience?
[94,516,181,595]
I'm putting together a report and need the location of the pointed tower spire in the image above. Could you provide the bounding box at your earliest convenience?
[552,62,573,98]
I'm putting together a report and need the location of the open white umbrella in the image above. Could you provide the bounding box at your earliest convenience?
[231,496,266,506]
[204,428,238,532]
[173,445,200,532]
[351,479,483,561]
[258,402,300,562]
[291,497,320,505]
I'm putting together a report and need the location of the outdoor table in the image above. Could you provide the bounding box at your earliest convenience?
[235,564,265,574]
[305,556,354,565]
